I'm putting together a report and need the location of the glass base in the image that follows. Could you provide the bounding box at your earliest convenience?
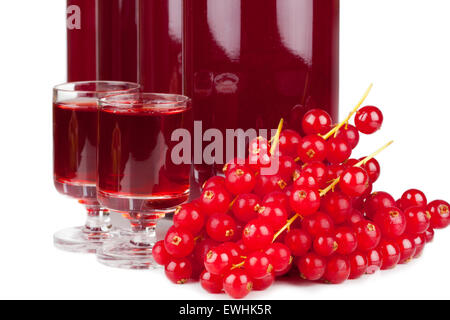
[54,226,116,254]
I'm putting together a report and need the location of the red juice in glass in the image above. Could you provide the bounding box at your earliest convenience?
[66,0,97,82]
[138,0,182,93]
[184,0,340,185]
[96,0,139,82]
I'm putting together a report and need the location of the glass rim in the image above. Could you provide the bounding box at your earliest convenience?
[99,92,191,110]
[53,81,141,94]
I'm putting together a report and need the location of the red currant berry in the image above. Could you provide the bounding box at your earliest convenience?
[265,243,293,274]
[293,171,319,190]
[379,240,401,270]
[262,192,289,212]
[254,174,287,197]
[326,163,345,182]
[164,226,195,258]
[245,251,274,279]
[248,152,272,171]
[192,238,219,266]
[302,109,332,135]
[232,194,261,223]
[165,257,193,284]
[258,203,288,230]
[284,228,312,256]
[236,240,250,256]
[223,158,247,175]
[400,189,428,210]
[412,233,426,258]
[173,204,205,235]
[339,167,370,197]
[225,166,256,195]
[344,158,359,168]
[428,200,450,229]
[203,176,226,190]
[252,273,275,291]
[277,156,297,181]
[200,270,223,294]
[404,206,431,235]
[152,240,171,266]
[322,191,352,224]
[279,129,302,157]
[349,252,368,280]
[302,212,335,237]
[366,248,383,274]
[250,136,269,155]
[348,209,365,227]
[303,161,328,187]
[373,207,407,239]
[289,187,321,216]
[424,228,435,243]
[354,106,383,134]
[297,135,327,163]
[313,233,338,257]
[223,269,253,299]
[204,246,233,275]
[200,186,231,215]
[326,136,352,164]
[335,124,360,149]
[324,256,351,284]
[220,242,244,264]
[334,227,358,255]
[297,253,326,281]
[397,235,416,264]
[354,220,382,252]
[364,191,396,219]
[206,213,237,242]
[242,220,274,251]
[359,157,381,183]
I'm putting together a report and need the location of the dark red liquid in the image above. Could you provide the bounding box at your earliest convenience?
[97,0,139,82]
[97,103,191,212]
[67,0,97,82]
[184,0,340,183]
[53,100,98,198]
[138,0,182,93]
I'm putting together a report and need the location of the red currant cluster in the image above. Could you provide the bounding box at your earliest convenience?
[153,88,450,299]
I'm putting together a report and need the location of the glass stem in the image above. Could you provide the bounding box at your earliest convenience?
[127,212,158,247]
[83,203,112,233]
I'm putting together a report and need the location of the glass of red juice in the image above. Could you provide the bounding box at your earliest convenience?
[96,93,192,269]
[53,81,140,253]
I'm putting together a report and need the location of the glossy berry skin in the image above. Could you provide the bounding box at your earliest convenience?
[336,124,360,149]
[232,194,261,223]
[254,174,287,197]
[334,227,358,255]
[298,135,327,163]
[204,246,233,275]
[348,209,365,227]
[279,129,302,157]
[289,187,321,216]
[293,171,319,190]
[165,257,193,284]
[223,158,247,175]
[206,214,238,242]
[173,204,205,235]
[354,220,382,252]
[303,161,328,187]
[297,253,327,281]
[373,207,407,239]
[277,156,297,181]
[359,157,381,183]
[284,229,312,257]
[326,137,352,164]
[324,256,351,284]
[265,243,292,274]
[152,240,171,266]
[424,228,435,243]
[200,271,223,294]
[379,240,401,270]
[192,238,219,267]
[339,167,370,197]
[203,176,226,191]
[242,220,274,251]
[164,226,195,258]
[258,203,288,231]
[302,109,332,135]
[354,106,383,134]
[322,192,352,224]
[313,233,338,257]
[220,242,244,264]
[327,163,345,182]
[397,235,416,264]
[262,192,289,212]
[225,166,256,195]
[399,189,427,210]
[364,192,396,219]
[366,248,383,274]
[223,269,253,299]
[245,251,274,279]
[404,206,431,235]
[249,136,269,156]
[252,273,275,291]
[302,212,335,237]
[200,186,231,215]
[412,234,427,258]
[428,200,450,229]
[349,252,368,280]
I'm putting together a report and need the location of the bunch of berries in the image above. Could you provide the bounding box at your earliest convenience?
[154,86,450,299]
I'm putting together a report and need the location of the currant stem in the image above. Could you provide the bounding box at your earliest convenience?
[273,213,300,242]
[270,118,284,155]
[321,84,374,140]
[231,260,245,270]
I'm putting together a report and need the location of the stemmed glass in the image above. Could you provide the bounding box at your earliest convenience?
[53,81,140,253]
[96,93,192,269]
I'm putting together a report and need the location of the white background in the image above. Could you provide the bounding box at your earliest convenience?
[0,0,449,300]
